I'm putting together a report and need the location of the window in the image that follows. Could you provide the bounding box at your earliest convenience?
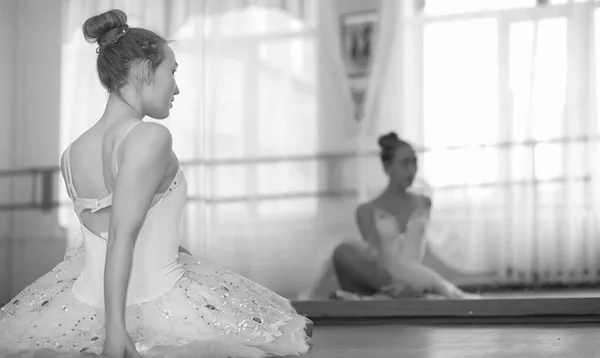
[424,0,537,15]
[422,18,498,187]
[418,1,600,280]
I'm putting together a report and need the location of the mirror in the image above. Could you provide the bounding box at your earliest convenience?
[182,0,600,320]
[283,0,600,320]
[6,0,599,322]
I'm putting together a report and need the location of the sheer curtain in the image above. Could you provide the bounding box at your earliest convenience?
[59,0,324,298]
[359,0,600,283]
[175,2,320,297]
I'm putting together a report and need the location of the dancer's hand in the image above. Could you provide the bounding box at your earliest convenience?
[104,328,142,358]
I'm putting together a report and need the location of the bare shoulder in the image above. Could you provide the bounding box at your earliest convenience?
[60,140,81,174]
[411,192,432,209]
[127,122,172,147]
[121,122,172,162]
[356,202,375,221]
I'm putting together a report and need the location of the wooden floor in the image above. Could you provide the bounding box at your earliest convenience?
[301,321,600,357]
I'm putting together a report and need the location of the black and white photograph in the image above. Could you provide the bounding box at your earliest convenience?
[1,0,600,357]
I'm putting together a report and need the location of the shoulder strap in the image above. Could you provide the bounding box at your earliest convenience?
[64,143,113,215]
[112,121,142,174]
[63,143,79,199]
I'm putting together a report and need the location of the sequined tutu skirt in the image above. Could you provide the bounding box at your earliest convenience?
[0,253,310,357]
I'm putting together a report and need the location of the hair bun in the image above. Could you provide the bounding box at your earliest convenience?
[82,9,128,45]
[378,132,400,149]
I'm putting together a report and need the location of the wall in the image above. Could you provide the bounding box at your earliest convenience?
[0,0,65,303]
[338,0,380,13]
[0,0,18,304]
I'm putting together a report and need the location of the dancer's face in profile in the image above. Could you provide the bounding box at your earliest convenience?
[139,45,180,120]
[385,145,417,189]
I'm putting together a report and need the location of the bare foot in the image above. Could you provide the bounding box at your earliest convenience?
[442,283,482,299]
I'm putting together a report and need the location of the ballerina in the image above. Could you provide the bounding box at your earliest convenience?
[332,132,479,300]
[0,9,311,358]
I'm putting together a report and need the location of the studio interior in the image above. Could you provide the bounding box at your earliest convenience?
[1,0,600,357]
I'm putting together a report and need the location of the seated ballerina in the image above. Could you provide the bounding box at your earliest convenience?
[0,9,310,358]
[332,132,478,300]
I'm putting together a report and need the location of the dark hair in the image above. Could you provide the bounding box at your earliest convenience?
[82,9,168,93]
[378,132,412,165]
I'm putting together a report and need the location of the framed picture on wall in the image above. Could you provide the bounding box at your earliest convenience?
[340,10,379,78]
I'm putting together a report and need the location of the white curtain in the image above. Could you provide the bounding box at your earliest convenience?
[60,0,600,300]
[358,0,600,283]
[59,0,336,299]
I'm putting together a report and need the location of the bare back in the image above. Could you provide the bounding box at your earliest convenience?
[60,119,179,238]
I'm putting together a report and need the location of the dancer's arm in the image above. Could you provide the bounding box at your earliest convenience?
[356,203,383,255]
[105,123,172,333]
